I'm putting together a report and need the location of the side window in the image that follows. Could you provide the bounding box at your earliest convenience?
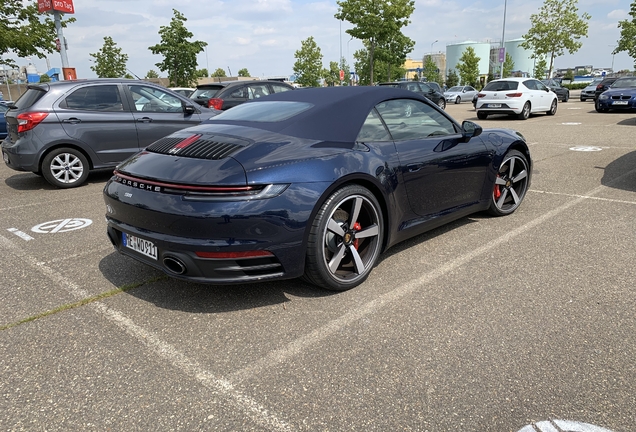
[128,85,183,113]
[420,83,432,92]
[248,84,271,100]
[62,85,123,111]
[357,109,391,142]
[375,99,457,141]
[535,80,548,91]
[523,80,537,90]
[406,83,420,92]
[228,86,247,98]
[271,84,292,93]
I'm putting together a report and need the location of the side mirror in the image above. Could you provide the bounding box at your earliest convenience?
[461,120,482,142]
[183,103,196,115]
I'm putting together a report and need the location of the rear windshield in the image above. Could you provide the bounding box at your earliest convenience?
[191,86,223,99]
[209,101,313,122]
[483,81,519,91]
[12,87,47,109]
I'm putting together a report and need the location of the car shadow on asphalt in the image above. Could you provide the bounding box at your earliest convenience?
[616,118,636,126]
[600,149,636,193]
[3,169,113,191]
[97,215,478,314]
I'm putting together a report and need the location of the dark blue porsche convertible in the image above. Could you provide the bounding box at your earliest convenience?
[104,86,531,291]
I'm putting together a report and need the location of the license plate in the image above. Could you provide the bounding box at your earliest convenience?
[123,233,157,260]
[613,100,628,105]
[487,103,501,108]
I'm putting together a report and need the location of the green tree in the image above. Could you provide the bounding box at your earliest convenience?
[238,68,250,77]
[520,0,590,79]
[533,56,547,78]
[145,70,159,78]
[564,69,575,80]
[211,68,226,77]
[335,0,415,85]
[353,46,404,85]
[502,52,515,78]
[196,68,209,78]
[324,61,340,86]
[39,73,51,83]
[89,36,128,78]
[293,36,324,87]
[339,58,351,85]
[422,55,440,83]
[446,69,459,87]
[456,46,480,87]
[148,9,207,87]
[1,1,75,68]
[614,2,636,68]
[375,32,415,82]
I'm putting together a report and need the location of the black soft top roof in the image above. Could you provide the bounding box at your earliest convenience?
[208,86,434,142]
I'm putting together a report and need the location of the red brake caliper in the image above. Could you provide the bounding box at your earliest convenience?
[352,222,362,250]
[494,176,502,200]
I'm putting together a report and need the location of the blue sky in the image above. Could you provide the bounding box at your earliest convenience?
[14,0,635,79]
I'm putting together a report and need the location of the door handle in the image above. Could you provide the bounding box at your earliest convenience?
[407,163,423,172]
[137,117,152,123]
[62,118,81,124]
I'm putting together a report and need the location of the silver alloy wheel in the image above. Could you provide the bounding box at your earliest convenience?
[49,152,85,184]
[518,102,530,119]
[547,98,557,115]
[404,103,413,117]
[437,98,446,110]
[321,194,382,285]
[492,153,529,214]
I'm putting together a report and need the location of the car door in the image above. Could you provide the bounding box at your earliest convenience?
[126,84,203,148]
[375,99,491,217]
[464,86,477,102]
[55,83,138,164]
[522,79,546,111]
[218,84,248,110]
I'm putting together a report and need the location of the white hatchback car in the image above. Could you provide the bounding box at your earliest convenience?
[475,78,558,120]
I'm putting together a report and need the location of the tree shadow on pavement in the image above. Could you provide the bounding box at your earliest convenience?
[600,150,636,193]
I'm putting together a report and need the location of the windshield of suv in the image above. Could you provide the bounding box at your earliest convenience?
[12,87,47,109]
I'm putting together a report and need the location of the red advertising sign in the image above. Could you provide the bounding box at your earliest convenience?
[38,0,75,14]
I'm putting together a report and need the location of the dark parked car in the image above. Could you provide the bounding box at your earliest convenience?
[103,86,531,291]
[595,76,636,112]
[378,81,446,110]
[1,79,215,188]
[541,79,569,102]
[190,80,294,110]
[424,81,443,94]
[0,104,8,140]
[594,77,619,101]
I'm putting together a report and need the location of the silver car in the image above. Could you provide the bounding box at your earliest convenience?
[444,85,478,104]
[580,79,603,102]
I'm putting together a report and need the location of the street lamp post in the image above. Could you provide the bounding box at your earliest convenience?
[609,45,617,73]
[500,0,508,78]
[431,40,438,54]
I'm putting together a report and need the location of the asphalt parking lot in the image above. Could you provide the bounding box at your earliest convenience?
[1,93,634,431]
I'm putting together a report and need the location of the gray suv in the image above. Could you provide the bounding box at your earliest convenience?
[2,79,215,188]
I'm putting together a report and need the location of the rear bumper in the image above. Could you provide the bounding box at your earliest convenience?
[103,178,331,284]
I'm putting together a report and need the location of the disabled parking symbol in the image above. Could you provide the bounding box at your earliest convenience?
[31,218,93,234]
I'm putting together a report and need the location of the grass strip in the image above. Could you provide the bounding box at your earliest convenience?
[0,275,166,332]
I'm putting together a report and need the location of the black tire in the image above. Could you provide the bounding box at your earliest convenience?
[41,147,90,188]
[517,102,530,120]
[437,98,446,110]
[488,150,529,216]
[580,97,586,102]
[477,111,488,120]
[563,92,569,102]
[595,100,608,113]
[304,185,384,291]
[547,98,557,116]
[455,96,461,104]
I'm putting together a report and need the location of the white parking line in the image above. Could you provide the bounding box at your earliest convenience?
[0,234,292,432]
[6,228,34,241]
[529,189,636,206]
[229,168,636,384]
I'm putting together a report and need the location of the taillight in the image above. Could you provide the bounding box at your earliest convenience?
[506,93,523,97]
[16,112,49,133]
[477,93,485,98]
[208,98,223,110]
